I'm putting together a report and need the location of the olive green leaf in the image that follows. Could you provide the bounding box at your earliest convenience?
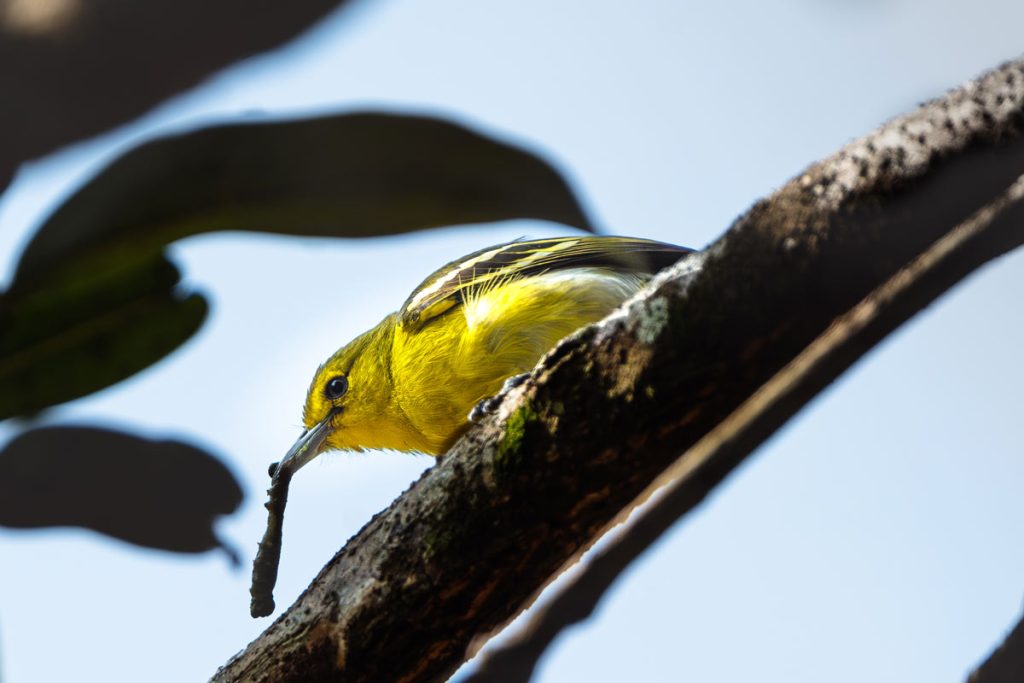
[0,256,206,419]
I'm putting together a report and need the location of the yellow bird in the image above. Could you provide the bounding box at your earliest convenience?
[279,236,692,470]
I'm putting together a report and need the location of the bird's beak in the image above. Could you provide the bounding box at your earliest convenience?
[275,410,336,477]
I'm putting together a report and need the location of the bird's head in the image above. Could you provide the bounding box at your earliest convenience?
[276,315,398,475]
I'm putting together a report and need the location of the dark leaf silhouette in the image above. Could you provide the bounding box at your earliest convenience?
[0,112,588,417]
[0,426,242,556]
[12,112,594,289]
[0,256,206,419]
[0,0,355,191]
[2,112,588,417]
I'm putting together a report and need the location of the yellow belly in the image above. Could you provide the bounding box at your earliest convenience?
[389,269,644,454]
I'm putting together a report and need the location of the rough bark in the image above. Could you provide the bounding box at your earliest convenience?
[213,57,1024,683]
[464,172,1024,683]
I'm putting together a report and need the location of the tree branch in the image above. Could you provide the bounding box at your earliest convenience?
[213,57,1024,683]
[970,610,1024,683]
[463,172,1024,683]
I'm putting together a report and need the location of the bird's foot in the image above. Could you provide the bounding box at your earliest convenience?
[468,373,530,423]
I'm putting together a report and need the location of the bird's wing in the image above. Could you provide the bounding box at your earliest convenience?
[398,236,694,330]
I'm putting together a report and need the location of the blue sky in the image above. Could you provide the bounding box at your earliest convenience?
[1,1,1023,681]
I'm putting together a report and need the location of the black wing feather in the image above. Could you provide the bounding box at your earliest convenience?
[399,236,693,330]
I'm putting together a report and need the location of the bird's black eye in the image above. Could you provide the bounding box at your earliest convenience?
[324,375,349,400]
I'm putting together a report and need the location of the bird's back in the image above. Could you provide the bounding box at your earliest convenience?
[389,236,693,453]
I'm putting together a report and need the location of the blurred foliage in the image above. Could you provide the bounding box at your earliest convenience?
[2,112,592,422]
[1,105,590,550]
[0,426,242,558]
[1,256,206,420]
[12,112,592,290]
[0,0,590,560]
[0,0,355,193]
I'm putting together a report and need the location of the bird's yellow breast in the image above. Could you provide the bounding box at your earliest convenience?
[387,268,643,454]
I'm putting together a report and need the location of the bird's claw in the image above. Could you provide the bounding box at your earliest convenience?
[468,373,530,423]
